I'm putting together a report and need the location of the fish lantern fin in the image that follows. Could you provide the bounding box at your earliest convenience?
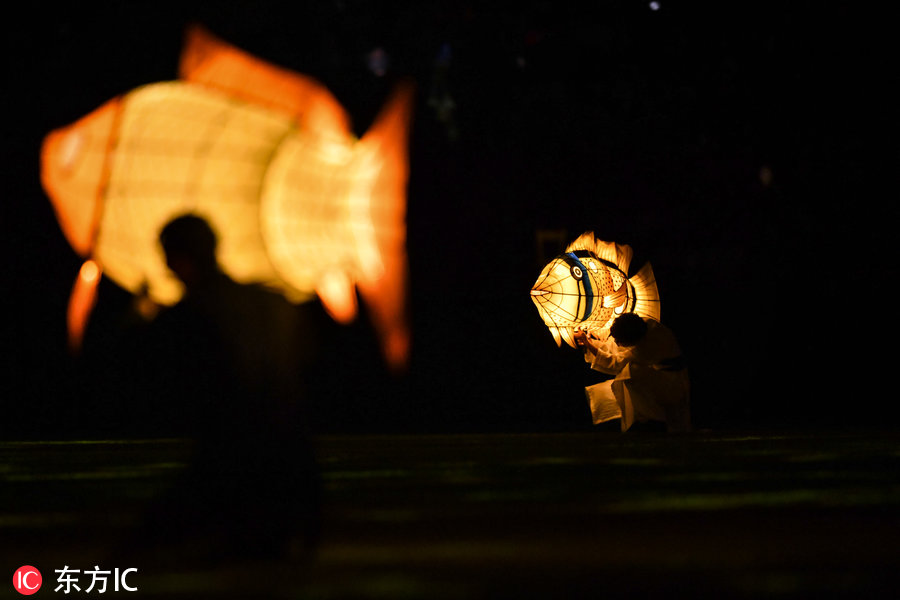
[559,326,578,348]
[179,24,350,136]
[549,327,563,347]
[316,270,358,325]
[602,283,629,312]
[41,98,122,257]
[567,231,633,274]
[629,262,661,322]
[67,260,102,354]
[354,82,415,372]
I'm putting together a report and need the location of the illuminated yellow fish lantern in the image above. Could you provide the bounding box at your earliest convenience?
[41,26,413,370]
[530,232,660,347]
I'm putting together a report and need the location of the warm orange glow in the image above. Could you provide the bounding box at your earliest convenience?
[41,26,414,368]
[67,260,102,353]
[79,259,100,283]
[315,270,358,324]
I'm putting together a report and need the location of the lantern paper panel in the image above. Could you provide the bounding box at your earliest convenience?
[95,82,292,305]
[530,232,660,347]
[40,26,413,370]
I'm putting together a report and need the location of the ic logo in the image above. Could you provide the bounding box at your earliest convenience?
[13,566,42,595]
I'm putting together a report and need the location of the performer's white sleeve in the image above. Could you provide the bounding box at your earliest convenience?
[589,340,630,375]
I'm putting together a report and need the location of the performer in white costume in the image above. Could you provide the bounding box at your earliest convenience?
[574,313,690,433]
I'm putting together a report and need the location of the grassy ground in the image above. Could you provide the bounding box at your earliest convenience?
[2,429,899,598]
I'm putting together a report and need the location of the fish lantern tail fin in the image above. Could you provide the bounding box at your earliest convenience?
[67,260,102,354]
[629,262,661,322]
[354,81,416,373]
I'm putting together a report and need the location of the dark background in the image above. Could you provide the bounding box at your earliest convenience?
[2,1,892,437]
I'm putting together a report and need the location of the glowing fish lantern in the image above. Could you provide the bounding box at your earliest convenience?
[41,26,413,370]
[530,232,660,347]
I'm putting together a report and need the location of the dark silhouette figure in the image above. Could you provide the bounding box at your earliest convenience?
[127,214,320,565]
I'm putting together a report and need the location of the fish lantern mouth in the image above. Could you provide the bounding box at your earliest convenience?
[530,289,548,296]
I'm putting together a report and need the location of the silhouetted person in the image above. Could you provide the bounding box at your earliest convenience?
[128,214,320,565]
[575,313,691,433]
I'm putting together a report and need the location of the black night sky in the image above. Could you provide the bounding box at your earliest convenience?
[2,1,893,437]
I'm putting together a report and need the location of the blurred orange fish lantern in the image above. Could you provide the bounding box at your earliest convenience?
[530,232,660,347]
[41,26,414,371]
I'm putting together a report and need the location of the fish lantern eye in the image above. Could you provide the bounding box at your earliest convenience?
[571,265,583,279]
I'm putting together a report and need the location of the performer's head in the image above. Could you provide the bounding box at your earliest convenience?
[609,313,648,347]
[159,213,220,289]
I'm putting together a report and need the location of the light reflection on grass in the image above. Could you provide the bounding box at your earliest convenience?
[4,463,185,482]
[324,469,412,480]
[605,488,896,513]
[605,457,664,466]
[0,439,185,447]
